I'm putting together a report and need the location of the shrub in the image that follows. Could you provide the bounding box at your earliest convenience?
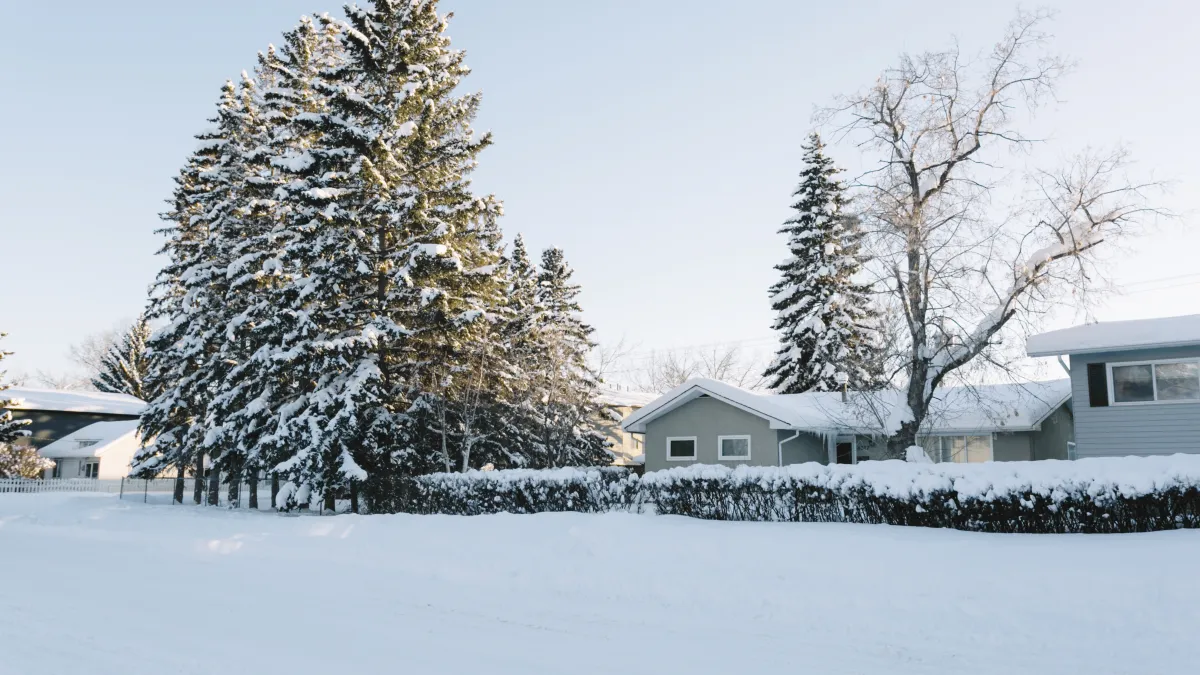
[369,456,1200,534]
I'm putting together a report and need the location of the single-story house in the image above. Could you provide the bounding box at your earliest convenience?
[2,388,146,449]
[1027,313,1200,458]
[621,378,1073,472]
[38,420,143,479]
[597,387,658,467]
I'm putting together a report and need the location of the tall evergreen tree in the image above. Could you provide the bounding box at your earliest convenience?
[135,80,255,501]
[208,17,347,510]
[533,248,611,467]
[0,334,31,446]
[765,133,878,394]
[264,1,504,505]
[92,315,155,400]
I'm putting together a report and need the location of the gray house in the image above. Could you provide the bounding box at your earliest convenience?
[3,388,145,449]
[621,378,1073,472]
[1027,313,1200,458]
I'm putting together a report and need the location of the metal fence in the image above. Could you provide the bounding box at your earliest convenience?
[0,477,275,507]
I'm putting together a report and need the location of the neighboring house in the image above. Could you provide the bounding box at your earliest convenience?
[597,388,659,468]
[2,388,146,449]
[38,420,143,479]
[1027,313,1200,459]
[621,378,1073,472]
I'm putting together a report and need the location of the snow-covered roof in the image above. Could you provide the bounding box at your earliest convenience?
[1,387,146,416]
[621,378,1071,436]
[38,420,142,459]
[1026,314,1200,357]
[596,387,659,408]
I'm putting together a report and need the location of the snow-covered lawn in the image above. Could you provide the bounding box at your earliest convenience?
[2,494,1198,674]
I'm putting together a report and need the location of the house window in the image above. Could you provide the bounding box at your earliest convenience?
[84,462,100,479]
[76,439,99,449]
[52,460,62,479]
[718,435,751,461]
[916,435,993,463]
[1109,358,1200,404]
[666,436,697,461]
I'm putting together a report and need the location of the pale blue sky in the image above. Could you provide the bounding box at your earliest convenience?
[1,0,1197,380]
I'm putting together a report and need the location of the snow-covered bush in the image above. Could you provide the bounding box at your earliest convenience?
[644,458,1200,533]
[370,467,638,516]
[377,456,1200,534]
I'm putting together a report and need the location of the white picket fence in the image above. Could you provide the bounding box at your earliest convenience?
[0,477,273,507]
[0,478,129,494]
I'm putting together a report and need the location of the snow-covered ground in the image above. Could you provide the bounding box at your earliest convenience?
[2,494,1198,674]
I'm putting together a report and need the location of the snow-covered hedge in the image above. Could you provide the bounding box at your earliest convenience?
[374,456,1200,533]
[370,467,638,516]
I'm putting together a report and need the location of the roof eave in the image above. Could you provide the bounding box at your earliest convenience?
[1027,338,1200,358]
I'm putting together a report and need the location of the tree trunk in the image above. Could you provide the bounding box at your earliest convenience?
[227,472,240,509]
[248,470,259,510]
[192,453,204,505]
[172,467,185,505]
[349,480,359,514]
[323,489,335,514]
[271,474,280,509]
[206,469,219,506]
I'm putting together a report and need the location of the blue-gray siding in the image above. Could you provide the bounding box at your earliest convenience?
[640,396,1075,470]
[1070,346,1200,458]
[8,409,140,449]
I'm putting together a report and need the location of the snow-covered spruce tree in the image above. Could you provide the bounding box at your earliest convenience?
[207,17,347,510]
[532,248,611,468]
[488,234,547,468]
[136,80,255,504]
[92,315,155,400]
[265,1,504,506]
[764,133,878,394]
[0,334,32,447]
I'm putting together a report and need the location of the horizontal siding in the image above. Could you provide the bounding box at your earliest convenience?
[1071,347,1200,458]
[643,397,783,471]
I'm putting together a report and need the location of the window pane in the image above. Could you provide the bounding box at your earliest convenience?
[721,437,749,458]
[947,437,967,463]
[965,436,991,463]
[669,439,695,458]
[1112,365,1154,403]
[1155,362,1200,401]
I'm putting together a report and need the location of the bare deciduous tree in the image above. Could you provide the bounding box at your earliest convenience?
[824,10,1164,457]
[632,344,768,393]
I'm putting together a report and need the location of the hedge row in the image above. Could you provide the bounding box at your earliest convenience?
[366,457,1200,534]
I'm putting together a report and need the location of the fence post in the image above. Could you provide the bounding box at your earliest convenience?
[119,477,125,500]
[144,479,149,504]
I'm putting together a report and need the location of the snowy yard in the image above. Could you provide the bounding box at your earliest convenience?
[2,494,1198,674]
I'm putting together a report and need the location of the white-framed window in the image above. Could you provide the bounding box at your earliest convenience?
[1108,358,1200,405]
[84,461,100,479]
[717,435,752,461]
[915,435,993,463]
[666,436,697,461]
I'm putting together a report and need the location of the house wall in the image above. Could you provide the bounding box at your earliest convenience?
[1031,403,1074,461]
[600,405,645,466]
[1070,346,1200,458]
[643,397,783,471]
[779,431,827,465]
[8,410,140,449]
[992,433,1031,461]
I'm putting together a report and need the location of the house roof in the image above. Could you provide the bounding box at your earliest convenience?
[621,378,1072,436]
[38,420,142,459]
[1027,314,1200,357]
[596,387,659,408]
[1,387,146,416]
